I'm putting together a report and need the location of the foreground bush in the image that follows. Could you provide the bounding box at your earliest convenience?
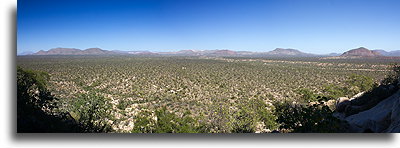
[274,100,346,133]
[17,66,53,111]
[202,98,277,133]
[230,98,278,133]
[68,93,113,132]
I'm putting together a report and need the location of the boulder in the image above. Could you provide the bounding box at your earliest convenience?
[325,99,337,110]
[345,85,398,116]
[345,90,400,132]
[325,99,336,106]
[336,97,350,112]
[384,95,400,132]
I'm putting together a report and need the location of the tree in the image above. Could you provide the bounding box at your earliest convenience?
[68,93,113,132]
[296,88,317,102]
[274,100,345,133]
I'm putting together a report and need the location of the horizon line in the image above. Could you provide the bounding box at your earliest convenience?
[17,46,399,55]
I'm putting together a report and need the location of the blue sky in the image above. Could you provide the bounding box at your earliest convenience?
[17,0,400,54]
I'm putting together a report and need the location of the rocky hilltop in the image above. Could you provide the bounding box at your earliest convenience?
[341,47,382,57]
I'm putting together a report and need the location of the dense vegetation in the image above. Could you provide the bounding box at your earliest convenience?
[17,66,113,132]
[17,66,79,132]
[17,56,399,133]
[274,99,345,133]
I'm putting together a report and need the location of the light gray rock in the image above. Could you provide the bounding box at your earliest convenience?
[350,92,366,101]
[384,95,400,132]
[345,90,400,132]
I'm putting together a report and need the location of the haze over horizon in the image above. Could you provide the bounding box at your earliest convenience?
[17,0,400,54]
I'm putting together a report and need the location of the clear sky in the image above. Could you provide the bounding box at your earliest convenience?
[17,0,400,54]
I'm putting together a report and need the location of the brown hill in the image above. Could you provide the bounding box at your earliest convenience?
[341,47,382,57]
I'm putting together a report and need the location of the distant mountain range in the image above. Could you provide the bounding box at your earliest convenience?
[20,47,400,58]
[34,48,116,55]
[372,50,400,56]
[27,48,316,57]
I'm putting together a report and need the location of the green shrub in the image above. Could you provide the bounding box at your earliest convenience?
[296,88,317,102]
[131,110,155,133]
[17,66,53,109]
[382,64,400,85]
[230,105,257,133]
[228,98,277,133]
[132,107,202,133]
[117,99,131,110]
[274,100,345,133]
[250,98,278,130]
[346,74,376,95]
[69,93,113,132]
[322,84,348,99]
[322,74,375,99]
[207,102,232,133]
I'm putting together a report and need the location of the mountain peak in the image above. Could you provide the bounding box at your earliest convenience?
[355,47,368,50]
[341,47,381,57]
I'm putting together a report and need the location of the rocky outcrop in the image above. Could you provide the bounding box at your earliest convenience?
[384,96,400,132]
[335,84,398,117]
[345,90,400,132]
[334,88,400,133]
